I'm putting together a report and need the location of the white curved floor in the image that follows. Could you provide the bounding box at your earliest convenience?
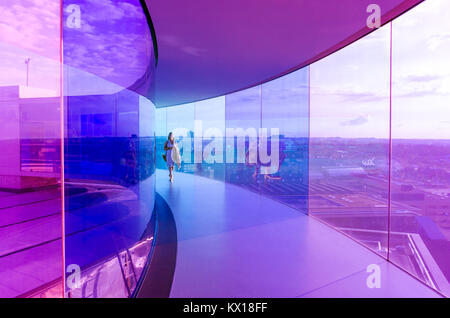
[156,170,441,298]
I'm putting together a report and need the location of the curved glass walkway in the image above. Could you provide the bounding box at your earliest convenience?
[156,169,441,298]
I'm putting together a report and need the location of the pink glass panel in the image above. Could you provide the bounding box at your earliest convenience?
[0,0,63,297]
[309,25,391,257]
[391,0,450,296]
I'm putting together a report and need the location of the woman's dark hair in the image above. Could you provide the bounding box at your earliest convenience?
[168,132,173,140]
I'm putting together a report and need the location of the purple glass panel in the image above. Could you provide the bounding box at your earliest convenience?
[224,86,261,189]
[309,25,391,257]
[62,0,156,298]
[391,0,450,296]
[0,0,63,297]
[193,97,226,181]
[261,68,309,213]
[225,86,261,130]
[63,0,154,96]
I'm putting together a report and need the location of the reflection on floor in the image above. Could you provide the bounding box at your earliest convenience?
[0,178,154,298]
[0,186,62,297]
[156,169,442,298]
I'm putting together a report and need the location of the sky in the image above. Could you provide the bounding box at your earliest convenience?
[0,0,60,93]
[0,0,151,96]
[310,0,450,139]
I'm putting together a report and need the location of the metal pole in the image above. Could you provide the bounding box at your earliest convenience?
[25,58,30,86]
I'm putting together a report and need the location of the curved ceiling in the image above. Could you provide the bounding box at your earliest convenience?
[147,0,423,107]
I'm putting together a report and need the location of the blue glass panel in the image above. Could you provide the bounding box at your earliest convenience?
[261,68,309,213]
[62,0,156,298]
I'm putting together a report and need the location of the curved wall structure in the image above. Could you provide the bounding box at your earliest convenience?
[62,0,157,298]
[0,0,448,298]
[155,0,450,297]
[0,0,157,297]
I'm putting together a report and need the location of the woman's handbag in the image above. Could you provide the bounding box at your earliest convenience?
[162,154,167,162]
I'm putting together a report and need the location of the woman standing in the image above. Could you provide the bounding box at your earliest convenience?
[164,132,180,182]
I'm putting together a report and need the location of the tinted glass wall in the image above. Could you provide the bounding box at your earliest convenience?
[0,0,156,298]
[155,0,449,297]
[1,0,449,299]
[309,24,391,257]
[390,0,450,296]
[308,0,449,296]
[63,0,156,298]
[0,0,63,298]
[156,67,310,211]
[309,0,449,296]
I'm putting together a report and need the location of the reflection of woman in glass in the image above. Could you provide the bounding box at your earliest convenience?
[164,132,180,182]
